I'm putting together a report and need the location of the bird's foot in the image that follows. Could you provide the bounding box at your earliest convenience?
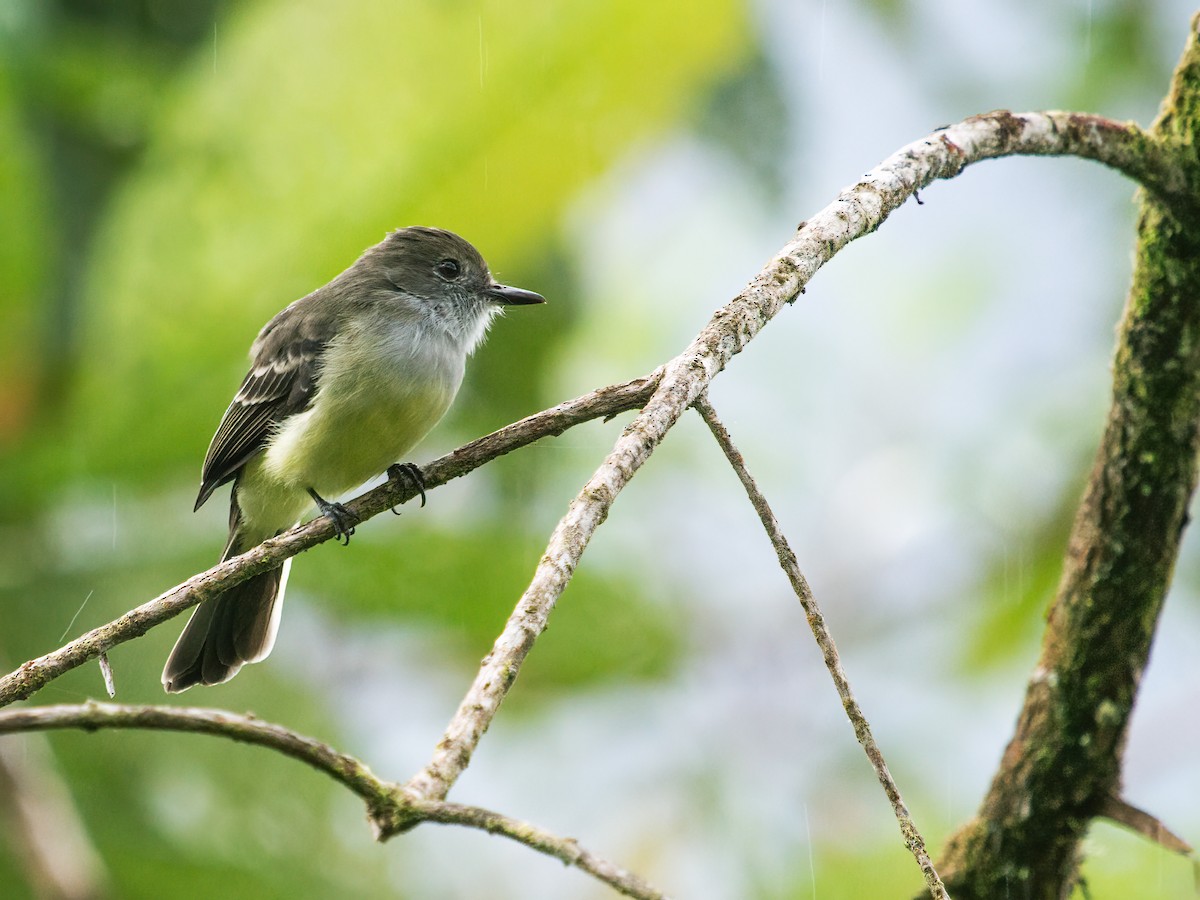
[307,488,359,545]
[387,463,427,514]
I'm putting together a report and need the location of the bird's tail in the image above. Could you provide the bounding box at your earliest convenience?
[162,502,290,693]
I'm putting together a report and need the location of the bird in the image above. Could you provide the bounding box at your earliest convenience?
[162,227,545,692]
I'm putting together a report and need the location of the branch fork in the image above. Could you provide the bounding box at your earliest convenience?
[3,107,1195,898]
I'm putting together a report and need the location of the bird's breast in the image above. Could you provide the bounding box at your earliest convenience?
[260,320,464,499]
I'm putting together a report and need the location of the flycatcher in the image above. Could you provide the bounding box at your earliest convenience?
[162,227,545,692]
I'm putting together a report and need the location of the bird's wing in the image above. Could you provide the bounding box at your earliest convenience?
[194,305,334,511]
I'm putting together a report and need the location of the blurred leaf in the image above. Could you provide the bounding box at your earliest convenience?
[71,0,751,486]
[1075,820,1199,900]
[49,725,397,900]
[0,63,52,449]
[1067,0,1163,110]
[304,519,684,692]
[861,0,913,33]
[17,21,175,152]
[962,489,1079,672]
[696,44,792,203]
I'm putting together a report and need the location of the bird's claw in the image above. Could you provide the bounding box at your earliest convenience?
[307,488,359,545]
[387,463,426,514]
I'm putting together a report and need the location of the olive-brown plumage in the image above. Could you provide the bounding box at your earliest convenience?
[163,228,544,692]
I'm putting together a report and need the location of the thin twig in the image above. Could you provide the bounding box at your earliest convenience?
[406,109,1161,805]
[0,702,667,900]
[418,802,667,899]
[692,394,948,900]
[0,374,659,709]
[1099,795,1194,857]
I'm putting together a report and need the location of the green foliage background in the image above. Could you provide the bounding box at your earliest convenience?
[0,1,1194,898]
[1,2,744,895]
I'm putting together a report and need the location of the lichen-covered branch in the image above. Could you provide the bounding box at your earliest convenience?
[405,108,1174,804]
[0,702,667,900]
[693,394,948,900]
[936,21,1200,900]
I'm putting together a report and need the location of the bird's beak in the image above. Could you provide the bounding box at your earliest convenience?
[485,283,546,306]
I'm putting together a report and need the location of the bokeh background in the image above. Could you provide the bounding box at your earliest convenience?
[2,1,1197,897]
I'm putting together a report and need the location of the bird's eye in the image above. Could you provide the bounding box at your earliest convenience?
[435,258,462,281]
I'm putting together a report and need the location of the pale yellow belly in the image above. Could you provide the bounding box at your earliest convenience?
[286,383,449,485]
[240,345,461,536]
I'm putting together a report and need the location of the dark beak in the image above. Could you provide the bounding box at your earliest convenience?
[485,283,546,306]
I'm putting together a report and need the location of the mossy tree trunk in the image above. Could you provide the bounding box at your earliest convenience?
[937,18,1200,900]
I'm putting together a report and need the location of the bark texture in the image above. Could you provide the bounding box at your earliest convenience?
[937,20,1200,899]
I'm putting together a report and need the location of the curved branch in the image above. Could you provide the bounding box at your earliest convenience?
[0,374,659,708]
[984,111,1190,215]
[0,702,666,900]
[405,109,1174,802]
